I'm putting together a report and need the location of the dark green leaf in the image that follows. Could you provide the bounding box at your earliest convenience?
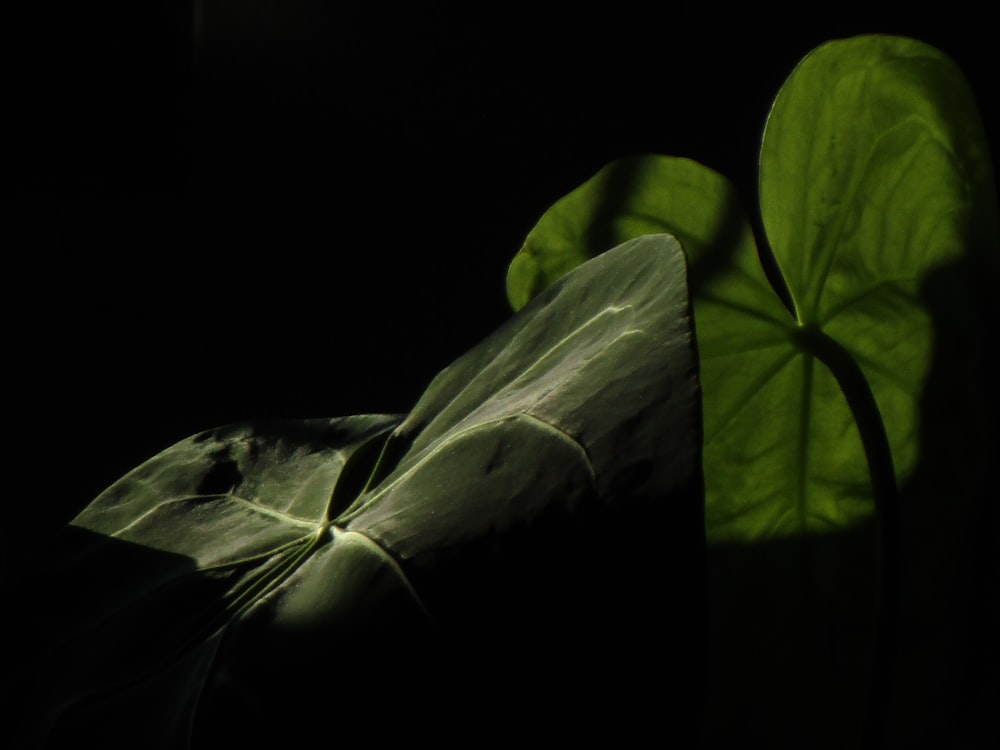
[4,234,704,748]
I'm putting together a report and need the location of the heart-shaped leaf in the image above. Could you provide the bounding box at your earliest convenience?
[755,33,999,746]
[3,234,704,749]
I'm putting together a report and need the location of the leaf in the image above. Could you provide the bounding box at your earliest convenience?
[503,33,999,747]
[3,234,704,748]
[756,33,1000,746]
[506,155,808,541]
[506,154,762,312]
[759,33,999,496]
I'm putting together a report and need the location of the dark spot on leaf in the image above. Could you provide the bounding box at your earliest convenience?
[196,458,242,495]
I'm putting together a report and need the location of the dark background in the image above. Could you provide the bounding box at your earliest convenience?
[4,4,997,551]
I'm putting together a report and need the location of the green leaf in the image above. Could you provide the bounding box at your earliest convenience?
[759,33,999,494]
[504,33,999,747]
[506,154,762,312]
[755,33,1000,746]
[4,234,704,748]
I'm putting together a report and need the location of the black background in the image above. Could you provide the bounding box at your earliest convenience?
[5,4,998,550]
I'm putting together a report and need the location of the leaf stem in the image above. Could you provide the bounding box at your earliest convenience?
[795,324,900,749]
